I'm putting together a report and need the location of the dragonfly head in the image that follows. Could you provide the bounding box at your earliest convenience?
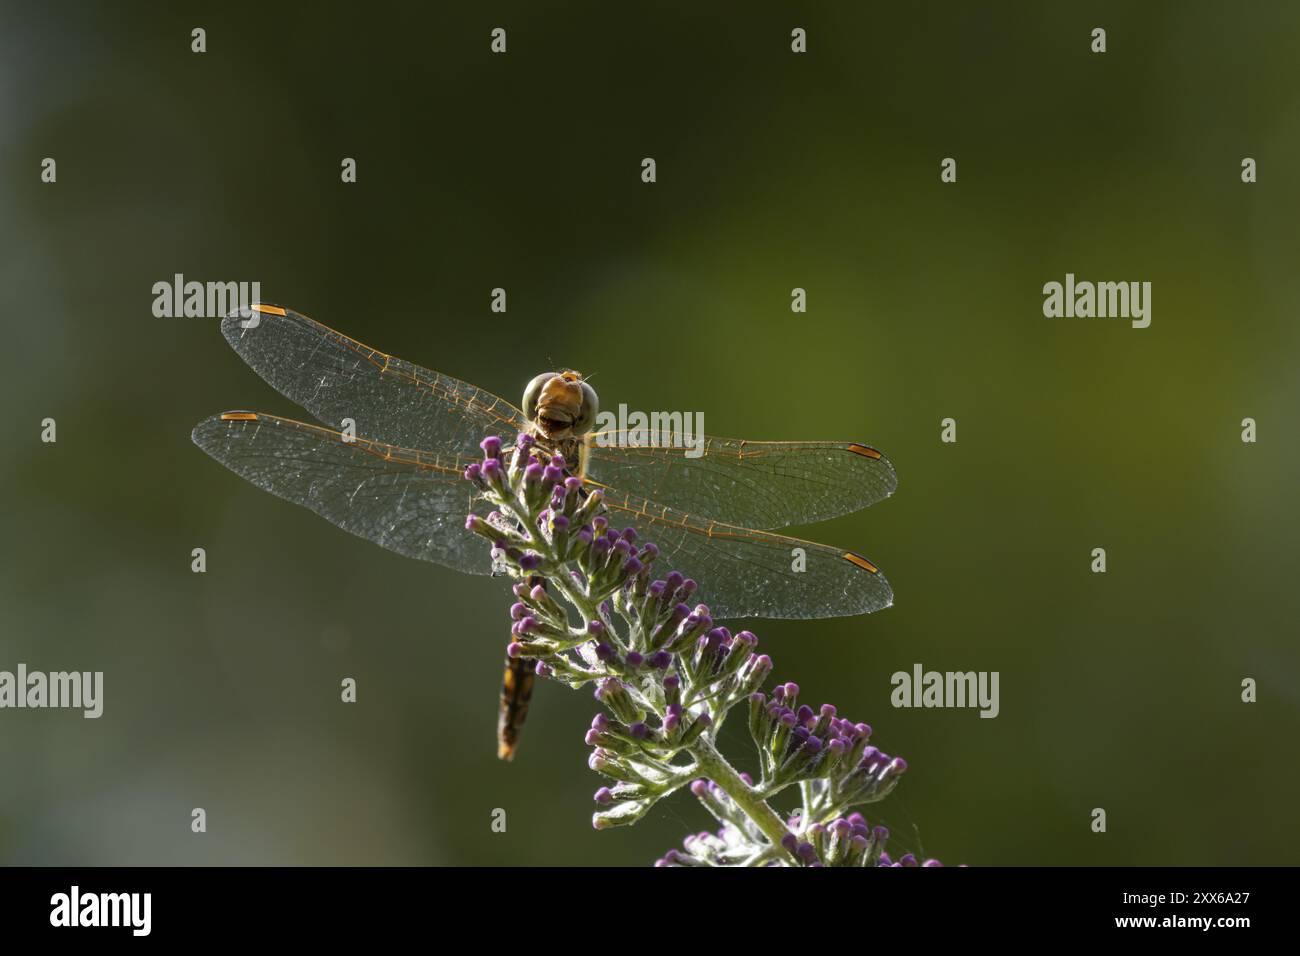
[523,370,599,440]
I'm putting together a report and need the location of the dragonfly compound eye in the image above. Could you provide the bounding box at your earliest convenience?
[571,381,599,436]
[522,372,556,421]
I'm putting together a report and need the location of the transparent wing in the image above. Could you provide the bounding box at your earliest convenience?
[219,304,528,455]
[600,489,892,620]
[192,411,492,574]
[586,435,896,530]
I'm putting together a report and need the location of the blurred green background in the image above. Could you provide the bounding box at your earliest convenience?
[2,0,1297,866]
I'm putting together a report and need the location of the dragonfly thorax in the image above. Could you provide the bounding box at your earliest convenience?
[528,428,587,478]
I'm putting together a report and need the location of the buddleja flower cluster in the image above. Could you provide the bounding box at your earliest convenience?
[464,433,947,867]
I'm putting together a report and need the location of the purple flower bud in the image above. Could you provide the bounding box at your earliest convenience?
[515,433,534,450]
[463,463,482,482]
[629,722,648,740]
[640,543,659,560]
[480,436,503,459]
[564,476,582,495]
[584,729,601,746]
[535,662,553,678]
[648,651,671,670]
[591,713,609,732]
[623,557,643,576]
[506,641,524,658]
[780,833,798,853]
[510,602,527,620]
[543,464,564,486]
[796,843,818,864]
[690,779,708,797]
[587,620,604,637]
[797,704,815,726]
[594,787,614,806]
[518,552,542,572]
[625,651,644,668]
[595,643,616,663]
[664,571,684,592]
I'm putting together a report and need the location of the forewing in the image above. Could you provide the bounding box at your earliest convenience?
[587,436,896,530]
[220,305,528,455]
[192,411,491,574]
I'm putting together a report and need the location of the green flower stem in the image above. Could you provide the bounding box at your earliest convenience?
[688,735,796,863]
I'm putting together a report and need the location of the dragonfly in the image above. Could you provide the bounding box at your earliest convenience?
[193,304,897,759]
